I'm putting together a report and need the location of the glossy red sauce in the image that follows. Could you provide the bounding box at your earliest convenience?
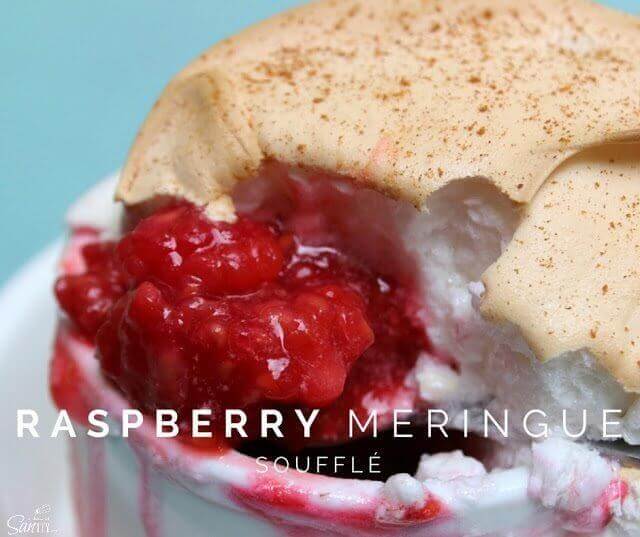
[54,200,429,448]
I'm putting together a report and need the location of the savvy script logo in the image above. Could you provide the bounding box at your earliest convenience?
[6,505,58,535]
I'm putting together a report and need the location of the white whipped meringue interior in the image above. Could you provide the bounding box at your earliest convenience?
[409,179,637,444]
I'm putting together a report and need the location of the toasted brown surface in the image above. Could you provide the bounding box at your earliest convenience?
[117,0,640,389]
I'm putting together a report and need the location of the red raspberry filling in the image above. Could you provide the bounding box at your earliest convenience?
[55,202,428,446]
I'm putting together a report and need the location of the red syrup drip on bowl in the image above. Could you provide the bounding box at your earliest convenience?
[54,202,430,449]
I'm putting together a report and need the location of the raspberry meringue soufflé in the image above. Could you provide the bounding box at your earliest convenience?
[49,0,640,535]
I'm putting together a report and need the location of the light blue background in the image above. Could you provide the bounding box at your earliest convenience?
[1,0,638,284]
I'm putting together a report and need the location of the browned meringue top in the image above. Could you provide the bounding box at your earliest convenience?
[117,0,640,390]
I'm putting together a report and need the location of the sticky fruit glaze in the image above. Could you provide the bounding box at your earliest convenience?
[54,202,429,447]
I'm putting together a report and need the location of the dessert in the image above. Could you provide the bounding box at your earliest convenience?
[50,0,640,535]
